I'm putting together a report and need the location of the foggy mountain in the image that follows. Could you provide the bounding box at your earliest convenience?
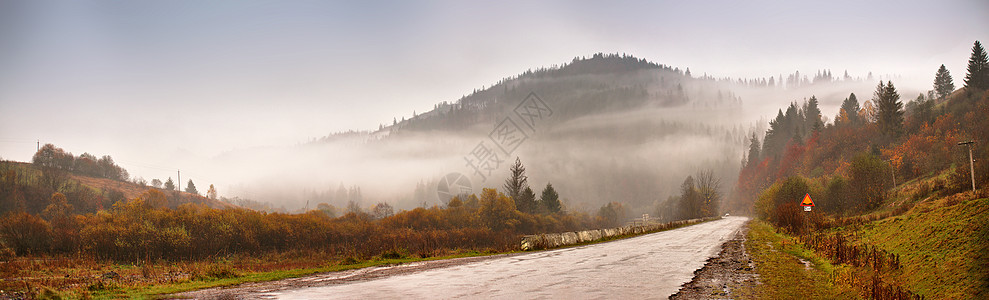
[214,53,895,215]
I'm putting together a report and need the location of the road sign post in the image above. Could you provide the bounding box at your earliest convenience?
[800,193,815,212]
[800,193,815,234]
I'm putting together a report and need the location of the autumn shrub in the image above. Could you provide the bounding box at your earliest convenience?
[340,256,359,265]
[946,165,974,194]
[203,264,239,279]
[772,202,805,235]
[848,153,891,211]
[595,201,627,228]
[910,180,933,202]
[378,249,406,259]
[140,264,157,280]
[0,244,14,262]
[5,187,599,263]
[823,175,852,215]
[478,188,521,231]
[756,176,809,220]
[0,211,52,255]
[883,117,960,182]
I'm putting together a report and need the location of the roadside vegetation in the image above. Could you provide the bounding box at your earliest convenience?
[2,147,707,298]
[745,220,856,299]
[736,40,989,299]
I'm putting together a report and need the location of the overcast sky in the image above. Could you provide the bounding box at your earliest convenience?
[1,0,987,182]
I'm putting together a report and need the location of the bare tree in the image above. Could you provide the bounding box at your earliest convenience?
[695,169,722,217]
[371,202,394,219]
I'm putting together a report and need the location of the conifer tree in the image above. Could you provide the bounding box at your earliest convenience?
[837,93,861,125]
[746,133,760,167]
[503,157,528,211]
[873,81,903,138]
[964,41,989,90]
[185,180,198,195]
[933,64,955,100]
[804,96,823,132]
[540,183,561,213]
[518,186,536,214]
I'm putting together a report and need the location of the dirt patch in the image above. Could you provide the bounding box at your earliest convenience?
[669,222,758,299]
[166,253,526,299]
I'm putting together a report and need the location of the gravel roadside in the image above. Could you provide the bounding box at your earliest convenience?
[669,221,758,300]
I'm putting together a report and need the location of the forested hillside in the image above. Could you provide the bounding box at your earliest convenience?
[283,53,881,217]
[739,40,989,299]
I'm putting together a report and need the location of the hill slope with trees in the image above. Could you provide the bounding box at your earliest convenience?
[735,40,989,299]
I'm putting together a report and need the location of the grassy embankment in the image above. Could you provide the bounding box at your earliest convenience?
[847,191,988,298]
[745,219,857,299]
[746,172,988,299]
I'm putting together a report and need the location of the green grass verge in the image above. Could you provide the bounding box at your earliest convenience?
[745,220,857,299]
[848,195,989,299]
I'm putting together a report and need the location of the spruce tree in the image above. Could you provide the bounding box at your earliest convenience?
[518,186,536,214]
[540,183,561,213]
[964,41,989,90]
[185,180,198,195]
[164,177,175,191]
[873,81,903,138]
[761,110,786,159]
[837,93,861,125]
[804,96,823,132]
[746,133,760,167]
[503,157,528,211]
[933,64,955,100]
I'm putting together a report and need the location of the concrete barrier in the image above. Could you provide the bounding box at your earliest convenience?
[520,217,717,251]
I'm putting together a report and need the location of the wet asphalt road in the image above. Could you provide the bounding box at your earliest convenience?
[272,216,748,299]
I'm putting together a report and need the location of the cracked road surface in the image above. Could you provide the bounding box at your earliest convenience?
[269,216,748,299]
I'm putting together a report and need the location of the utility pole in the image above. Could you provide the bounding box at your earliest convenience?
[957,141,975,192]
[177,169,181,192]
[37,139,39,152]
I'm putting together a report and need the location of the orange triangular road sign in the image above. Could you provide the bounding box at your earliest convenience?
[801,193,815,206]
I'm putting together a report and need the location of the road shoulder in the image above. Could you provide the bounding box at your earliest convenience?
[669,220,758,299]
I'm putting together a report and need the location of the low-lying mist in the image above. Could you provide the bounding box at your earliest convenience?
[146,60,926,218]
[196,105,743,215]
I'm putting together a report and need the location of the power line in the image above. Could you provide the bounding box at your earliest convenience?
[0,138,36,142]
[115,159,177,172]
